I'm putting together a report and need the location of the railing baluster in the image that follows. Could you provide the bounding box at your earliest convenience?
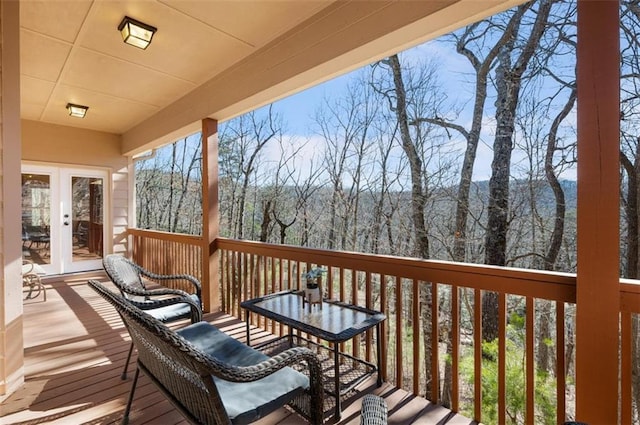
[221,249,226,312]
[261,256,267,330]
[526,296,534,424]
[339,268,345,302]
[220,249,226,312]
[498,293,506,425]
[241,252,246,316]
[396,275,403,389]
[328,265,334,300]
[412,278,420,396]
[249,253,256,326]
[452,284,459,412]
[274,257,279,294]
[474,289,482,422]
[277,257,282,293]
[352,269,358,306]
[287,259,292,291]
[226,249,232,314]
[228,249,233,313]
[557,301,566,425]
[381,274,388,382]
[269,257,275,333]
[352,270,359,360]
[431,281,439,402]
[339,268,346,355]
[622,310,632,425]
[365,271,372,364]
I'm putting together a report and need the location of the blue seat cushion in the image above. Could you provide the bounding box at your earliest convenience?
[144,294,200,322]
[177,322,310,425]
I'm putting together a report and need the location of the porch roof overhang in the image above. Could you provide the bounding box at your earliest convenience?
[20,0,523,156]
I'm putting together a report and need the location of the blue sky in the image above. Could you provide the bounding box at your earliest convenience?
[222,23,579,184]
[261,39,501,181]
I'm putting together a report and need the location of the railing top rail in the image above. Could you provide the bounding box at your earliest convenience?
[216,237,576,303]
[128,228,203,245]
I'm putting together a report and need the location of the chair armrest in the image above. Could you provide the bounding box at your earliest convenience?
[128,286,190,298]
[125,286,202,323]
[138,268,202,298]
[127,294,203,322]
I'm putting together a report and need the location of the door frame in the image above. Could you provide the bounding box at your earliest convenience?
[22,163,110,275]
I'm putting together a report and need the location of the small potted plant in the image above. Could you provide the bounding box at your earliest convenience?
[303,267,326,310]
[304,267,325,289]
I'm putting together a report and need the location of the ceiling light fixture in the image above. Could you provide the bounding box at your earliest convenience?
[66,103,88,118]
[118,16,156,50]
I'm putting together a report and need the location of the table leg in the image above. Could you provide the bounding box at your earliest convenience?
[376,324,383,386]
[334,343,341,420]
[245,316,251,346]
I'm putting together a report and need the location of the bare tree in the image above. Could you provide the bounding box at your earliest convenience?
[135,136,202,234]
[219,105,281,239]
[314,80,377,251]
[373,52,442,398]
[482,0,553,342]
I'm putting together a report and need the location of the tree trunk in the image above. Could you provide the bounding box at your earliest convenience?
[259,199,272,242]
[171,138,200,233]
[440,12,534,402]
[483,0,551,342]
[387,54,433,396]
[536,89,575,372]
[483,43,518,340]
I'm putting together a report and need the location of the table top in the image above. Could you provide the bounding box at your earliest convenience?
[241,291,385,343]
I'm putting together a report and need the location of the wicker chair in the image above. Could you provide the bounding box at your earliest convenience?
[102,254,203,379]
[88,279,324,425]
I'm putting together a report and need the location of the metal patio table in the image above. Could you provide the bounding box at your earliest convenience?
[241,290,386,421]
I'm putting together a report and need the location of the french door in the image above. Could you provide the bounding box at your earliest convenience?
[22,165,108,275]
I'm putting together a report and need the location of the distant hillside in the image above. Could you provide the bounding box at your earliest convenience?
[470,179,577,211]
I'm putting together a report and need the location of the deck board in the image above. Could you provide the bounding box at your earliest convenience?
[2,272,475,425]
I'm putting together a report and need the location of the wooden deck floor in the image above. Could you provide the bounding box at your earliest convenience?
[2,272,475,425]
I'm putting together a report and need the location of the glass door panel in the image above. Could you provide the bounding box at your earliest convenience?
[62,169,106,273]
[70,176,104,264]
[21,173,52,267]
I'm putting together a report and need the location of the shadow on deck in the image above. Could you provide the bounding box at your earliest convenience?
[1,272,475,425]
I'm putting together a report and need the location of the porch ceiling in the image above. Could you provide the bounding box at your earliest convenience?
[19,0,522,154]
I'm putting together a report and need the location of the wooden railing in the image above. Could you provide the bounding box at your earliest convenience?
[216,238,577,424]
[128,228,203,293]
[128,230,640,424]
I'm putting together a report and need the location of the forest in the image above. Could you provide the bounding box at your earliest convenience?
[135,1,640,422]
